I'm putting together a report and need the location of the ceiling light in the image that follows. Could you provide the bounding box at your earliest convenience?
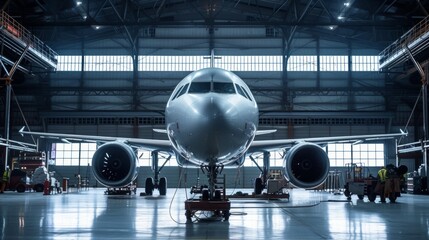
[344,2,350,7]
[76,1,83,6]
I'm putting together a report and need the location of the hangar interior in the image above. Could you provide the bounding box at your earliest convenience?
[1,0,429,239]
[1,0,427,188]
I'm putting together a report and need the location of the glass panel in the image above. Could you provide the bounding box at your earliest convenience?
[213,82,235,94]
[188,82,211,93]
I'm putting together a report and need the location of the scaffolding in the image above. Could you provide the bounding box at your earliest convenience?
[0,10,58,70]
[1,10,58,171]
[379,15,429,69]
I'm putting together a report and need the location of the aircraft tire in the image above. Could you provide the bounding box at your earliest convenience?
[145,177,154,195]
[159,177,167,195]
[254,178,263,195]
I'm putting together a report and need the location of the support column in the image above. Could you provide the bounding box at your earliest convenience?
[423,65,428,186]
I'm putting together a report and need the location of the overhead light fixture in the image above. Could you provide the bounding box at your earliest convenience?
[337,16,344,20]
[328,26,337,30]
[95,26,100,30]
[82,15,87,20]
[344,2,350,7]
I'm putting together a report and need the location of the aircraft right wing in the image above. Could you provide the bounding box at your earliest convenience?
[248,130,407,153]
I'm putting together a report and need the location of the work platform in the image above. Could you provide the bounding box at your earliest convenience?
[379,14,429,69]
[0,10,58,71]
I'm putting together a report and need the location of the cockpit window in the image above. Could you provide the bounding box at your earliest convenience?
[240,86,253,101]
[213,82,235,94]
[176,83,189,98]
[235,84,248,99]
[172,85,184,100]
[188,82,211,93]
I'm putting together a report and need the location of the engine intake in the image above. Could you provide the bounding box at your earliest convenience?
[283,142,330,189]
[92,142,139,187]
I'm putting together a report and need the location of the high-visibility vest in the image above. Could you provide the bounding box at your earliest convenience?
[2,169,10,181]
[378,168,387,182]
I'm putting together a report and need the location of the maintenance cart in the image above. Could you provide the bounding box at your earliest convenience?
[343,163,378,201]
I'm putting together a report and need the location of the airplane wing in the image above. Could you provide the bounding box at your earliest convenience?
[0,137,38,152]
[248,130,407,152]
[19,127,173,152]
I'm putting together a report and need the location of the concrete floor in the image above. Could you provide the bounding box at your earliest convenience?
[0,187,428,239]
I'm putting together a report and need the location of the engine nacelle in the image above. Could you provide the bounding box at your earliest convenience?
[283,142,330,189]
[92,142,139,187]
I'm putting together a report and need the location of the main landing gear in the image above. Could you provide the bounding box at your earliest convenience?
[185,163,230,222]
[141,151,171,196]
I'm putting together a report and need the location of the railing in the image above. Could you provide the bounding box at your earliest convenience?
[397,140,429,154]
[379,15,429,69]
[0,10,58,69]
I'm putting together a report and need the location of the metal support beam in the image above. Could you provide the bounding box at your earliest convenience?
[1,44,30,171]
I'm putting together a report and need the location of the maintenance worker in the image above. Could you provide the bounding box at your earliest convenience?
[377,166,387,203]
[1,166,11,193]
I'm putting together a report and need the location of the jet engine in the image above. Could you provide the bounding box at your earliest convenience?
[283,142,330,189]
[92,142,139,187]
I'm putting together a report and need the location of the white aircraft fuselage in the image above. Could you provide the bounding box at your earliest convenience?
[165,68,258,166]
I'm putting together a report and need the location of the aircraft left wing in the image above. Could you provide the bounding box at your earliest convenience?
[248,130,407,152]
[19,127,173,152]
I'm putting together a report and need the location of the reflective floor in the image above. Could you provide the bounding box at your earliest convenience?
[1,188,429,239]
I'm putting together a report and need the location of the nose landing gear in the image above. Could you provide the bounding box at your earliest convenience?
[185,163,231,222]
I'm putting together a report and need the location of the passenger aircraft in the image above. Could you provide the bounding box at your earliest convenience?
[19,64,406,199]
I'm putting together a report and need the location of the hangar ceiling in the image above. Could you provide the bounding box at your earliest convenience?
[3,0,427,49]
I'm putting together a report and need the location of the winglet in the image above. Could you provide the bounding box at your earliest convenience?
[255,129,277,135]
[19,126,25,136]
[153,129,168,134]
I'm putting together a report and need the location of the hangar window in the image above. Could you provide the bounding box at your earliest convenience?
[57,55,82,71]
[287,56,317,71]
[327,143,384,167]
[320,56,348,71]
[352,55,380,71]
[137,150,178,167]
[51,143,96,166]
[56,54,381,72]
[84,55,133,71]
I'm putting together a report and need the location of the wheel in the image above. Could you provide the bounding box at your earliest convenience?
[16,184,25,193]
[202,190,209,200]
[214,190,221,200]
[34,184,44,192]
[344,189,350,196]
[254,178,263,195]
[185,210,192,221]
[368,192,376,202]
[145,178,154,195]
[357,195,364,200]
[159,177,167,196]
[223,210,230,221]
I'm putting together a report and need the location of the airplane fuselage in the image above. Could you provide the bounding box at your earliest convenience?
[165,68,258,166]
